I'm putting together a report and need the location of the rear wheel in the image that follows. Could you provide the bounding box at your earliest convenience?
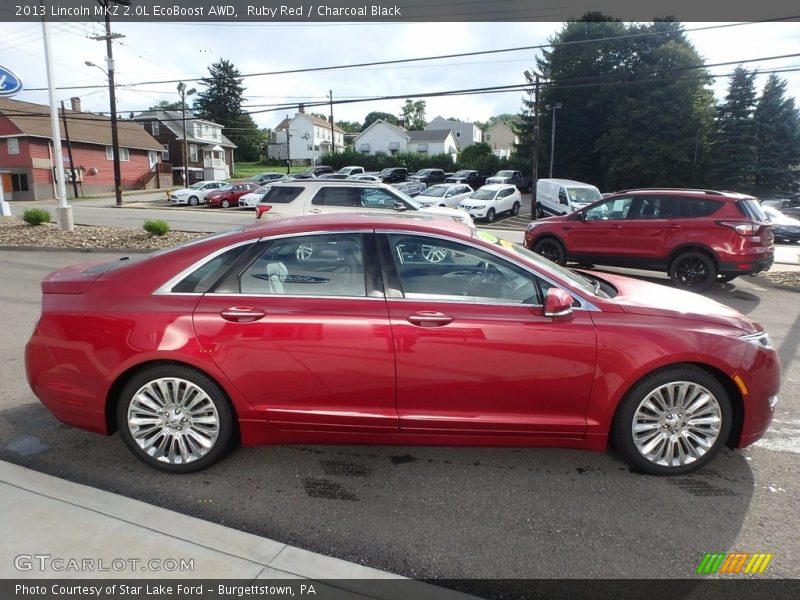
[533,237,566,265]
[669,251,717,291]
[613,366,731,475]
[511,202,520,216]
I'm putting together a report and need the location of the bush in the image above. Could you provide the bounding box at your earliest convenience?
[143,219,170,236]
[22,208,51,226]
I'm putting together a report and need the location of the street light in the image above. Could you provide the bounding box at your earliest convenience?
[86,59,122,207]
[524,66,549,219]
[177,82,196,187]
[547,102,562,178]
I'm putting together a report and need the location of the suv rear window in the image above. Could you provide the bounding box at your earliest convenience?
[261,186,303,204]
[737,199,768,221]
[683,197,723,218]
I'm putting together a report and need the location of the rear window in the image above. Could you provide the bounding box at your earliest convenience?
[737,199,768,221]
[260,186,303,204]
[684,197,723,218]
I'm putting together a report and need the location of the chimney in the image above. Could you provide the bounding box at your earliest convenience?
[70,97,81,112]
[298,103,305,114]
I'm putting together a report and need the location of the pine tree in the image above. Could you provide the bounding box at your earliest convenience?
[754,74,800,194]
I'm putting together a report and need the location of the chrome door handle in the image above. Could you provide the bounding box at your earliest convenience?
[220,306,266,323]
[308,208,322,214]
[407,312,453,327]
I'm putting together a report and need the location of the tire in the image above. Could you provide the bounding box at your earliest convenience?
[535,203,545,219]
[533,237,566,265]
[221,199,231,208]
[669,251,717,291]
[485,208,496,223]
[117,365,234,473]
[612,365,732,475]
[188,196,199,206]
[511,202,520,216]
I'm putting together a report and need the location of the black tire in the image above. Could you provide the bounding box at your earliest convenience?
[485,208,496,223]
[188,196,199,206]
[533,237,566,265]
[612,365,732,476]
[116,365,234,473]
[221,199,231,208]
[511,202,520,216]
[669,251,718,291]
[535,203,545,219]
[717,274,737,283]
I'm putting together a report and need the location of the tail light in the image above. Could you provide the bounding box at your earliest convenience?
[717,221,762,236]
[255,205,272,219]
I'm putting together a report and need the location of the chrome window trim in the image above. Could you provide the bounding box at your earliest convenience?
[376,228,600,311]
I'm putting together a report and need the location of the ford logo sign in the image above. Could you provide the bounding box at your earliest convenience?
[0,65,23,97]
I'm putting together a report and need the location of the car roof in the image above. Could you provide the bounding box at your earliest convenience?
[540,178,597,187]
[477,183,514,191]
[609,188,755,200]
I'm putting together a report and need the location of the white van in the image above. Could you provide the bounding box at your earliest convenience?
[536,178,602,218]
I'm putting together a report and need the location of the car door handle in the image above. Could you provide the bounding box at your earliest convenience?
[610,224,622,229]
[220,306,266,323]
[308,208,322,214]
[407,312,453,327]
[667,224,681,229]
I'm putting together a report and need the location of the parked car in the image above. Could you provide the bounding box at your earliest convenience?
[392,181,426,197]
[25,212,780,475]
[408,168,446,186]
[310,165,334,176]
[238,185,271,209]
[524,188,774,291]
[249,172,285,186]
[346,174,383,183]
[290,172,316,180]
[336,166,365,177]
[445,170,485,189]
[416,183,473,208]
[536,178,602,217]
[254,180,473,228]
[206,183,261,208]
[486,170,532,193]
[378,167,408,184]
[762,198,800,219]
[458,184,522,223]
[170,181,230,206]
[763,205,800,243]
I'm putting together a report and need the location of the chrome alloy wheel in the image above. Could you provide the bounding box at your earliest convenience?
[421,245,449,263]
[631,381,722,468]
[127,378,220,465]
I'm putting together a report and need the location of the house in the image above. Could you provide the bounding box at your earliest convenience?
[485,122,518,159]
[425,116,482,148]
[133,110,236,185]
[352,120,410,156]
[267,108,345,164]
[0,97,165,200]
[408,129,458,161]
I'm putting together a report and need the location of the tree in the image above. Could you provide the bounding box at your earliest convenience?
[362,111,399,130]
[336,120,362,134]
[149,100,183,111]
[458,142,493,166]
[753,74,800,194]
[480,113,520,131]
[401,99,426,130]
[193,59,261,161]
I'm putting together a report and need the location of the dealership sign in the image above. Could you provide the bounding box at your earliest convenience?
[0,66,23,97]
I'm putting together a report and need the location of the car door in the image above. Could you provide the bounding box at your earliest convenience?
[622,195,685,263]
[192,232,398,432]
[568,196,635,260]
[378,232,596,437]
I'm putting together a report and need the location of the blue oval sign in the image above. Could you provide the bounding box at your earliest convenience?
[0,65,23,97]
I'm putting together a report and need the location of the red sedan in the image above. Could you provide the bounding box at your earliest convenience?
[25,213,780,475]
[205,182,260,208]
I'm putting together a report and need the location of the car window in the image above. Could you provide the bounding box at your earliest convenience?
[387,234,540,305]
[685,197,724,218]
[361,188,401,209]
[584,197,634,221]
[234,234,366,297]
[311,187,361,207]
[261,186,303,204]
[634,196,683,219]
[171,244,252,294]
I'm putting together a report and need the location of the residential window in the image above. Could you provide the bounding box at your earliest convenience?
[456,131,461,137]
[7,138,19,155]
[190,145,198,162]
[11,173,29,192]
[151,122,160,136]
[162,144,169,161]
[485,134,491,141]
[105,146,130,161]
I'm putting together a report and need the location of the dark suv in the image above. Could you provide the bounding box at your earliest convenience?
[524,188,774,290]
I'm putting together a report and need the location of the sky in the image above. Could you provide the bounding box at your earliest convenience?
[1,20,799,130]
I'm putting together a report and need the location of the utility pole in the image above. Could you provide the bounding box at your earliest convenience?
[177,83,196,187]
[548,102,562,179]
[329,90,335,157]
[92,0,129,207]
[59,101,80,199]
[531,73,541,219]
[285,114,291,174]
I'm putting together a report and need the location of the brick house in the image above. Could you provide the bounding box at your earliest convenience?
[133,110,236,185]
[0,97,165,200]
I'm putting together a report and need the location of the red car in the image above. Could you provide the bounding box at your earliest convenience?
[25,213,780,475]
[526,188,774,290]
[205,182,260,208]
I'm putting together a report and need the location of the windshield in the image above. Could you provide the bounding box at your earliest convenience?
[470,189,498,200]
[569,187,602,203]
[452,170,472,178]
[378,168,394,175]
[188,182,206,189]
[420,186,447,197]
[496,171,514,178]
[392,188,422,209]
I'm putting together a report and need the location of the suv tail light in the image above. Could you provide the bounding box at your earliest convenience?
[255,205,272,219]
[717,221,761,236]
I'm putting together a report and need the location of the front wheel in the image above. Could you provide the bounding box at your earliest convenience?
[613,366,731,475]
[485,208,496,223]
[221,199,231,208]
[669,251,717,291]
[532,237,566,265]
[117,365,234,473]
[511,202,520,216]
[188,196,199,206]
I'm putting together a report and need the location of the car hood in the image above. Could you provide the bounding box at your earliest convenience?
[171,188,193,195]
[594,271,759,334]
[419,206,475,227]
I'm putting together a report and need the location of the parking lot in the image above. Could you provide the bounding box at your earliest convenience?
[1,205,799,590]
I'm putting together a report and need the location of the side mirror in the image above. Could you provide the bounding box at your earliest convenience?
[543,288,575,320]
[393,202,408,211]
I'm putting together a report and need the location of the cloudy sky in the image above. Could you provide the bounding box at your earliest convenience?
[2,19,799,130]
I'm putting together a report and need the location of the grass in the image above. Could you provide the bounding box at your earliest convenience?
[23,208,51,226]
[143,219,170,236]
[231,162,308,179]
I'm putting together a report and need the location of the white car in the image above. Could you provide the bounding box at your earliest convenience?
[416,183,473,208]
[170,181,230,206]
[458,184,521,223]
[238,185,270,209]
[346,174,383,182]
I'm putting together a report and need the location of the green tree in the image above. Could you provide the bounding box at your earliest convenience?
[458,142,493,166]
[705,67,759,192]
[401,99,426,130]
[193,59,261,161]
[481,113,519,132]
[149,100,183,111]
[362,112,399,130]
[336,120,362,134]
[753,74,800,194]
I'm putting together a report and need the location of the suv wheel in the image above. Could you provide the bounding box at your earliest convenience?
[669,251,717,291]
[485,208,496,223]
[533,238,566,265]
[511,202,520,216]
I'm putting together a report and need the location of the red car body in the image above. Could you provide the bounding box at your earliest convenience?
[25,213,779,472]
[206,183,260,208]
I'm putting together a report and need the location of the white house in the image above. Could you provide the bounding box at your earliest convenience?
[485,122,518,159]
[352,120,410,156]
[408,129,458,162]
[425,116,482,148]
[268,110,345,164]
